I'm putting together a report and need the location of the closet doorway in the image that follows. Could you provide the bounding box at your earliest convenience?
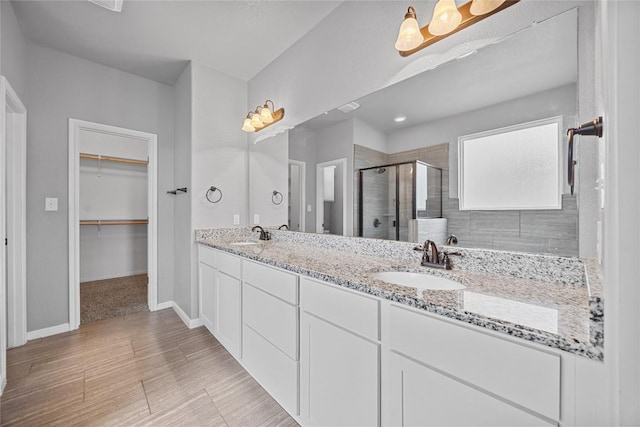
[68,119,157,330]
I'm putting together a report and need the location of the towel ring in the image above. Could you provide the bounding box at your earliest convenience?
[272,190,283,205]
[206,186,223,203]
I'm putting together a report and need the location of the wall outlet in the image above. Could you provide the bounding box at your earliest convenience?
[254,214,260,224]
[45,198,58,212]
[307,204,312,212]
[233,214,240,225]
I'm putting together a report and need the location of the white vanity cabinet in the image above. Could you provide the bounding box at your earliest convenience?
[197,246,242,359]
[299,277,381,427]
[387,304,560,426]
[197,246,606,427]
[242,260,300,416]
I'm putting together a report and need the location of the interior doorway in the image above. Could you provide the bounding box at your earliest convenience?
[1,76,27,393]
[288,160,305,232]
[316,158,347,236]
[68,119,158,330]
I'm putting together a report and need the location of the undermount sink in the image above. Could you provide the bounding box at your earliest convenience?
[372,272,465,296]
[230,241,259,246]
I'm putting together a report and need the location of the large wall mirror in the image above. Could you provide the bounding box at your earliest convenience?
[250,6,597,258]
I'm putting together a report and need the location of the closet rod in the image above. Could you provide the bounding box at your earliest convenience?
[80,220,148,226]
[79,153,148,165]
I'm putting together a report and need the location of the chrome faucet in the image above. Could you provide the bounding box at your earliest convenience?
[278,224,289,230]
[251,225,271,241]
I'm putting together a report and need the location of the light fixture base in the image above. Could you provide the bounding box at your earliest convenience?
[252,108,285,132]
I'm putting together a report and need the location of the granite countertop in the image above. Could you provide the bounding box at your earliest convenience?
[196,229,603,360]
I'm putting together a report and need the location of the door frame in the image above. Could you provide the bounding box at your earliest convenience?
[3,77,27,349]
[68,119,158,330]
[288,159,306,232]
[0,76,27,392]
[316,158,347,236]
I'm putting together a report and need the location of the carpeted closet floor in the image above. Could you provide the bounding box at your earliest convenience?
[80,274,149,324]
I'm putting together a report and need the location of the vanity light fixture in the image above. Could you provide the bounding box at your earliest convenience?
[241,100,285,133]
[395,0,519,56]
[394,116,407,122]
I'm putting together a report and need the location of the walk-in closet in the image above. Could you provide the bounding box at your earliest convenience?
[78,128,149,324]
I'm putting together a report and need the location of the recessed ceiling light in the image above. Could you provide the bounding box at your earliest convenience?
[394,116,407,122]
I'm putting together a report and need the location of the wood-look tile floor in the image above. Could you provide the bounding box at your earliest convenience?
[0,309,299,427]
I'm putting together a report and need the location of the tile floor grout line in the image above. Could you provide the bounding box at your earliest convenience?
[204,388,231,427]
[140,379,152,416]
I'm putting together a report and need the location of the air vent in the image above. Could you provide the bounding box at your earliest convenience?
[337,102,360,113]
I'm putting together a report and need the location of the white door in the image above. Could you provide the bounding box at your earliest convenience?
[215,272,242,358]
[388,352,553,426]
[300,312,380,426]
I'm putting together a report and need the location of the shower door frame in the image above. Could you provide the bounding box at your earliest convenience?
[357,160,441,241]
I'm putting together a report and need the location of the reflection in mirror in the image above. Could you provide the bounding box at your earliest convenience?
[358,161,443,242]
[278,8,590,257]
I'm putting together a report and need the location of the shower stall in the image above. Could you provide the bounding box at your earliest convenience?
[357,160,443,241]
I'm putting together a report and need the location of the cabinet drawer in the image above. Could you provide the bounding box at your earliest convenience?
[243,260,298,304]
[244,283,298,360]
[198,244,216,267]
[216,250,241,278]
[243,325,299,416]
[301,277,379,341]
[389,305,560,421]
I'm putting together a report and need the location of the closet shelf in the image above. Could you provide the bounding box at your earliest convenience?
[80,219,148,226]
[80,153,148,165]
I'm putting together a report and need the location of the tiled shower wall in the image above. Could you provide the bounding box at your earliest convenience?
[354,144,578,257]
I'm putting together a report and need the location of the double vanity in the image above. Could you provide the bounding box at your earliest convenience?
[196,227,605,426]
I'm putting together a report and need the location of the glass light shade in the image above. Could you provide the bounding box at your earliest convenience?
[260,106,274,124]
[250,112,263,128]
[470,0,505,15]
[428,0,462,36]
[395,16,423,51]
[241,118,255,132]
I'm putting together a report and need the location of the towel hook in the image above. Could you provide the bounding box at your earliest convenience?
[272,190,283,205]
[206,186,223,203]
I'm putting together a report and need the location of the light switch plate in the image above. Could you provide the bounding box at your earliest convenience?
[45,198,58,211]
[233,214,240,225]
[307,204,312,212]
[254,214,260,224]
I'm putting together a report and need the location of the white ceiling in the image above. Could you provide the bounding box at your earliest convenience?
[301,8,578,134]
[10,0,342,85]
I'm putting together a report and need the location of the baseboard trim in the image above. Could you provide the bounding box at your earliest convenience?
[27,323,71,341]
[156,301,173,310]
[171,302,203,329]
[0,375,6,396]
[80,270,148,283]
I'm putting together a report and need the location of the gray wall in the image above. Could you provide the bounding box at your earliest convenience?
[172,63,192,317]
[25,43,175,331]
[288,126,317,232]
[1,1,26,100]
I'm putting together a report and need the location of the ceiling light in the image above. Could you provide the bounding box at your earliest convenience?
[470,0,506,15]
[395,7,424,51]
[260,100,275,124]
[394,116,407,122]
[88,0,123,12]
[395,0,519,56]
[241,100,285,133]
[242,113,255,132]
[429,0,462,36]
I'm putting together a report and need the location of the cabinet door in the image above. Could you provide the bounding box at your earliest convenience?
[216,271,242,358]
[199,261,217,334]
[300,313,380,427]
[388,352,555,427]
